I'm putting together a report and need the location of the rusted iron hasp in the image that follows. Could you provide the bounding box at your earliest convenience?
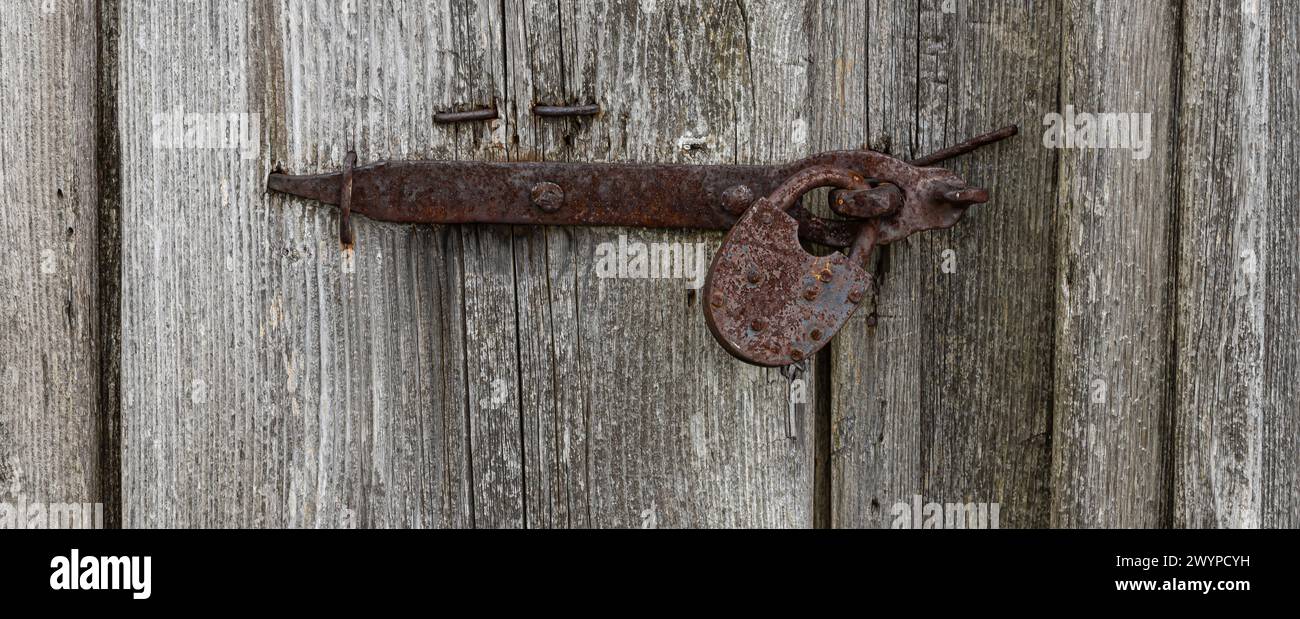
[267,125,1017,366]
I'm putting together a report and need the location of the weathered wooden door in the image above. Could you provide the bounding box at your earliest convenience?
[3,0,1296,529]
[116,0,822,528]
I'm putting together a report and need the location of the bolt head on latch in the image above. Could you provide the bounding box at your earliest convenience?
[721,184,755,215]
[531,182,565,213]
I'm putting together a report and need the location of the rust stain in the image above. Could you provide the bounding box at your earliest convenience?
[267,126,1017,366]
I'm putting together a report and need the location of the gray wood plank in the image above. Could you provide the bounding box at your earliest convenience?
[1174,0,1298,529]
[830,1,1060,528]
[1263,3,1299,529]
[0,0,107,526]
[450,0,529,526]
[1049,1,1178,527]
[119,0,501,527]
[505,0,817,527]
[1172,0,1272,529]
[808,0,867,529]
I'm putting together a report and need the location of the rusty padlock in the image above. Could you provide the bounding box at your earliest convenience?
[702,152,991,367]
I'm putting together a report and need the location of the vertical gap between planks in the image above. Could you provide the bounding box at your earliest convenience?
[1163,0,1187,530]
[1045,0,1067,529]
[456,1,486,531]
[95,0,124,529]
[909,1,930,507]
[458,239,477,528]
[503,0,529,529]
[511,231,527,529]
[813,346,832,528]
[803,0,831,529]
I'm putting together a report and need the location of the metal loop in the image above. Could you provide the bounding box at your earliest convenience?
[434,106,498,123]
[532,103,600,117]
[765,165,872,213]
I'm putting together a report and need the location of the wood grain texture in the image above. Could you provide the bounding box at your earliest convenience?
[1172,0,1271,529]
[830,0,1060,528]
[503,0,817,527]
[101,0,1298,530]
[1173,0,1299,529]
[807,0,866,530]
[1262,3,1299,529]
[0,0,106,522]
[1049,0,1178,528]
[119,0,818,529]
[119,0,505,527]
